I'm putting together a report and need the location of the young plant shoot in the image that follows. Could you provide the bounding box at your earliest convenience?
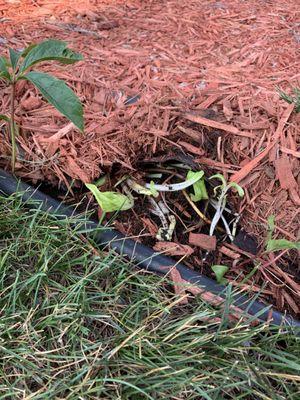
[266,215,300,252]
[0,39,84,171]
[209,174,244,239]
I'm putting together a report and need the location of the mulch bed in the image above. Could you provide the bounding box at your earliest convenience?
[0,0,299,316]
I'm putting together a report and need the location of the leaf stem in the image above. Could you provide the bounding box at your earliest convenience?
[10,79,16,172]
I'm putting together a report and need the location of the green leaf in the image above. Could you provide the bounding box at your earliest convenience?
[265,215,300,252]
[86,183,134,213]
[19,39,83,73]
[9,48,21,71]
[266,239,300,253]
[211,265,229,284]
[21,43,38,58]
[187,171,208,201]
[198,179,208,200]
[267,215,275,242]
[278,86,300,113]
[23,71,84,132]
[94,175,106,187]
[227,182,244,197]
[149,181,159,197]
[0,56,11,80]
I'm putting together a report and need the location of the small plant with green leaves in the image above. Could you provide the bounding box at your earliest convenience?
[209,174,244,239]
[0,39,84,171]
[266,215,300,252]
[278,86,300,113]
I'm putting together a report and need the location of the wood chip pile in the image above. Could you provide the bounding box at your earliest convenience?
[0,0,299,314]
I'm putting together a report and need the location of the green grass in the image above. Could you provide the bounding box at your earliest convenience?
[0,193,299,399]
[278,86,300,112]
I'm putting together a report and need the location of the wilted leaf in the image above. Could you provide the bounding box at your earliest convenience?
[86,183,134,213]
[23,71,83,132]
[20,39,83,73]
[266,239,300,252]
[211,265,229,284]
[0,56,11,80]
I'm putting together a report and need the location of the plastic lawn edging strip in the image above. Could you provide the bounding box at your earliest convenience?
[0,169,299,330]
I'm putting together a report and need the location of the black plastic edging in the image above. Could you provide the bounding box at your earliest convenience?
[0,168,299,329]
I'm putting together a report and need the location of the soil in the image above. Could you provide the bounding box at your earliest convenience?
[0,0,299,316]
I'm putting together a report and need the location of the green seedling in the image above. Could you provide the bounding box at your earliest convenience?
[211,264,229,284]
[86,183,134,213]
[0,39,84,171]
[266,215,300,252]
[186,170,208,201]
[277,86,300,113]
[209,174,244,238]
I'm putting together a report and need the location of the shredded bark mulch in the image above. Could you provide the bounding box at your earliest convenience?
[0,0,299,315]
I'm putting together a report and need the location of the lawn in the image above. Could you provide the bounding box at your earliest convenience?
[0,192,299,399]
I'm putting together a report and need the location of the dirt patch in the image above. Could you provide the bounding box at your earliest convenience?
[0,0,299,315]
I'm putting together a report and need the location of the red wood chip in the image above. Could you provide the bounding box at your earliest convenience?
[169,268,188,305]
[189,233,217,251]
[274,155,298,190]
[153,241,194,257]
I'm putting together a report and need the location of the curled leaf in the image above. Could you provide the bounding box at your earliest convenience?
[209,173,227,188]
[227,182,244,197]
[211,265,229,284]
[86,183,133,213]
[187,171,208,201]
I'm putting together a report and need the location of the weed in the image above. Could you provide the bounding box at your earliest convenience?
[208,174,244,238]
[211,264,229,284]
[0,39,84,171]
[266,215,300,252]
